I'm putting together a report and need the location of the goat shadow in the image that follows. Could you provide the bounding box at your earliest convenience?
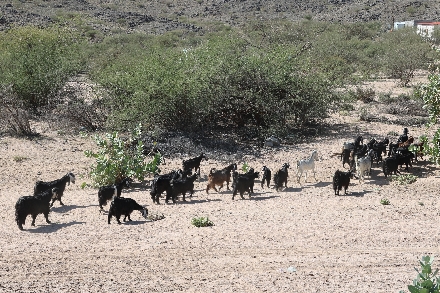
[27,221,86,233]
[173,198,221,204]
[297,181,332,189]
[249,194,280,201]
[51,204,95,213]
[117,220,147,225]
[335,189,372,197]
[281,186,303,192]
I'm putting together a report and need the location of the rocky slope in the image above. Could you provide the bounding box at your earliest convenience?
[1,0,440,35]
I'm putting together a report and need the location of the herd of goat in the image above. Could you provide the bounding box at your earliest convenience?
[14,132,424,230]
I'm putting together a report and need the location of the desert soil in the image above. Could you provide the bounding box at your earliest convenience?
[0,76,439,292]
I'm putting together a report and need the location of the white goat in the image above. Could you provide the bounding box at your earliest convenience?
[355,155,371,182]
[296,150,318,183]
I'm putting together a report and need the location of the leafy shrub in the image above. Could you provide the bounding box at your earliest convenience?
[241,162,250,173]
[0,26,86,111]
[0,85,33,136]
[378,28,435,87]
[400,256,440,293]
[90,27,339,137]
[388,131,399,136]
[389,174,418,185]
[84,123,161,187]
[380,198,390,205]
[421,131,440,165]
[191,217,214,227]
[353,87,375,103]
[13,156,28,162]
[359,107,376,122]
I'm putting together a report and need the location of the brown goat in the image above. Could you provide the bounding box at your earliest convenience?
[206,163,237,194]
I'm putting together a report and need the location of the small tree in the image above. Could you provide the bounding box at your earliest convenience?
[84,123,160,187]
[415,73,440,164]
[380,28,434,86]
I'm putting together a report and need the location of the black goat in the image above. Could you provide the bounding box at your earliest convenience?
[341,148,353,169]
[261,166,271,188]
[382,156,400,178]
[232,169,260,200]
[98,177,131,212]
[370,138,389,165]
[332,170,354,195]
[274,163,290,192]
[150,170,182,204]
[354,135,363,150]
[166,173,198,203]
[182,153,207,175]
[15,187,59,230]
[34,172,75,207]
[108,197,148,224]
[341,136,363,168]
[395,152,414,171]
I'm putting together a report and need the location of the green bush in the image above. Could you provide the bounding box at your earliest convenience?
[84,123,161,187]
[400,256,440,293]
[389,174,418,185]
[241,162,250,173]
[415,74,440,164]
[191,216,214,227]
[380,198,390,205]
[89,24,342,136]
[351,87,375,103]
[0,26,86,110]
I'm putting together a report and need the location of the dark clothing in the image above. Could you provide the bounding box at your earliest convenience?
[398,134,408,144]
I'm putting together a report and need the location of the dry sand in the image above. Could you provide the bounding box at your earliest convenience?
[1,76,439,292]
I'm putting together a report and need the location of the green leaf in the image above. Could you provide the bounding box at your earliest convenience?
[408,285,419,293]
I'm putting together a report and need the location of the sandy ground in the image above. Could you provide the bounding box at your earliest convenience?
[1,77,440,292]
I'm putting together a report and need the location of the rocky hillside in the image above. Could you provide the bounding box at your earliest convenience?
[1,0,440,35]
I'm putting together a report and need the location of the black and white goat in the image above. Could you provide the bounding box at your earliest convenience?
[260,166,271,188]
[15,187,59,230]
[274,163,290,192]
[182,153,207,175]
[98,177,131,212]
[108,197,148,224]
[34,172,75,207]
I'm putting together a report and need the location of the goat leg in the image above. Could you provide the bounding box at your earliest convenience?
[31,214,37,226]
[240,192,245,200]
[44,212,51,224]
